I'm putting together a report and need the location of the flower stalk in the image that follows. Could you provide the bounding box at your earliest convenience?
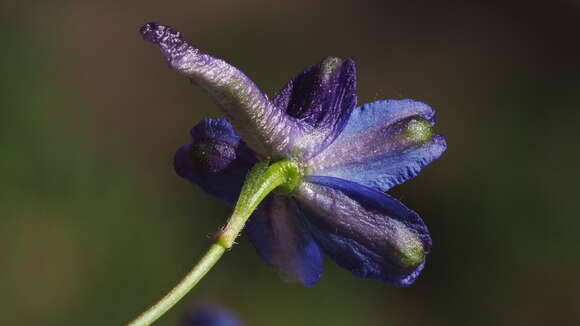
[126,244,225,326]
[126,159,301,326]
[219,159,301,248]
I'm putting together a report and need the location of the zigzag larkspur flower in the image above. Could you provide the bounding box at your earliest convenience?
[142,22,446,287]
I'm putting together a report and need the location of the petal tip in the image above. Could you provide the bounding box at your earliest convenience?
[140,22,180,44]
[140,22,188,63]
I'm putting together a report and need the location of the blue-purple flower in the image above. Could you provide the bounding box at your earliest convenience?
[141,23,446,287]
[181,306,245,326]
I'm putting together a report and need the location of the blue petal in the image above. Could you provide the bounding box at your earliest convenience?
[308,99,446,191]
[273,57,357,160]
[245,195,323,286]
[294,176,431,286]
[181,305,245,326]
[174,118,256,204]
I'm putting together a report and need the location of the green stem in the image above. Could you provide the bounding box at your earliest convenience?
[125,159,301,326]
[126,244,225,326]
[218,159,301,248]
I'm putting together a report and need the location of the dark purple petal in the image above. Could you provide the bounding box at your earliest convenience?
[181,305,245,326]
[141,22,301,159]
[273,57,357,160]
[308,100,447,192]
[293,176,431,286]
[245,195,322,286]
[174,118,256,204]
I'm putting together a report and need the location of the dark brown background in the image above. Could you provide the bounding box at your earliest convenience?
[1,0,579,325]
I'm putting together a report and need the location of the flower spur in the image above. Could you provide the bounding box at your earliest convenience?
[128,22,446,326]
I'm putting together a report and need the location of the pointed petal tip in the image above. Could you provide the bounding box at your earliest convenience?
[140,22,179,44]
[140,22,188,63]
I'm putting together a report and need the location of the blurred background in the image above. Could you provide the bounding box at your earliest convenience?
[1,0,579,325]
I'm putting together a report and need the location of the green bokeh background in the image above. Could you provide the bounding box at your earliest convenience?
[1,1,579,325]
